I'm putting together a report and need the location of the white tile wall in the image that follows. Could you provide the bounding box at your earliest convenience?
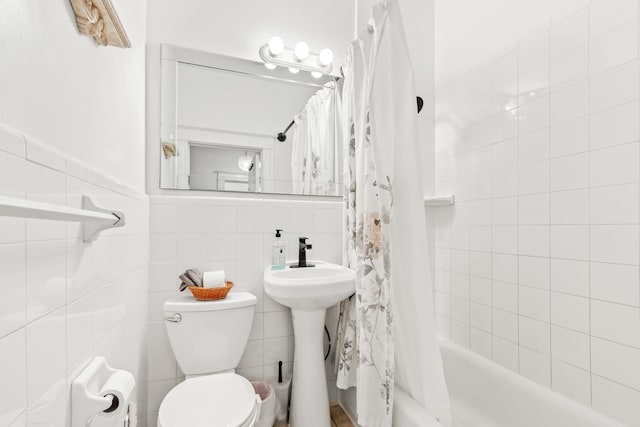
[434,1,640,425]
[148,194,342,423]
[0,124,149,426]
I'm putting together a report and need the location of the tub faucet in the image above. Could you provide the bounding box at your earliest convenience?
[294,237,314,268]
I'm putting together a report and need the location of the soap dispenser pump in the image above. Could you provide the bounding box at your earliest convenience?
[272,229,286,270]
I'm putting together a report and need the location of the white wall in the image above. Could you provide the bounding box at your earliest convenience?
[0,0,147,192]
[0,1,150,426]
[146,0,356,195]
[0,126,149,427]
[147,0,354,66]
[434,0,592,86]
[434,1,640,425]
[147,195,342,426]
[145,1,354,423]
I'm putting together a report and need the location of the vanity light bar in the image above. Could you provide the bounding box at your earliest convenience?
[259,38,334,76]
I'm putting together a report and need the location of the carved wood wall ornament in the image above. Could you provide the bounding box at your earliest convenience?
[162,142,177,159]
[69,0,131,48]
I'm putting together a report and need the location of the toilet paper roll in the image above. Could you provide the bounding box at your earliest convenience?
[95,370,136,420]
[203,270,226,288]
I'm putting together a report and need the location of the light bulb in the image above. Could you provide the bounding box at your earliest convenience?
[264,63,277,70]
[237,153,253,172]
[294,41,309,60]
[288,67,300,74]
[319,48,334,66]
[268,36,284,56]
[311,71,322,79]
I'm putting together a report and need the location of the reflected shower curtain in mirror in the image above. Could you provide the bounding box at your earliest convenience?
[291,82,340,195]
[335,1,451,426]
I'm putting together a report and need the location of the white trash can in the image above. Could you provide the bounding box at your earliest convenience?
[252,381,278,427]
[272,375,291,422]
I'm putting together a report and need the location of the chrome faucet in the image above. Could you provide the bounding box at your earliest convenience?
[293,237,314,268]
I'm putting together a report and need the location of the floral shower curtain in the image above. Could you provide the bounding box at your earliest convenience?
[291,82,339,196]
[335,1,451,426]
[336,28,395,427]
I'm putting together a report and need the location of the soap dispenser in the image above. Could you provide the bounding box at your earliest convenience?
[272,229,286,270]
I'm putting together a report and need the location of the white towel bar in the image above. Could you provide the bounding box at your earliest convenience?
[424,195,455,206]
[0,195,125,242]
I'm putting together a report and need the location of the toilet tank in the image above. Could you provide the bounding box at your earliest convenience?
[163,292,257,376]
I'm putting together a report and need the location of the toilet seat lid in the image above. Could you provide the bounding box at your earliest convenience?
[158,373,257,427]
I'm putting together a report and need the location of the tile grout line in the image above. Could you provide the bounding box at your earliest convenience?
[638,0,640,318]
[586,1,593,408]
[548,14,553,388]
[516,34,521,374]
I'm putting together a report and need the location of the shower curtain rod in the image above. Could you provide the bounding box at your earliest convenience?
[276,96,424,142]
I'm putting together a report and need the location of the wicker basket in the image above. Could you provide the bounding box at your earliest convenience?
[188,281,234,301]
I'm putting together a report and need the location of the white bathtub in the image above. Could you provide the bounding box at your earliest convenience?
[392,387,441,426]
[392,339,625,427]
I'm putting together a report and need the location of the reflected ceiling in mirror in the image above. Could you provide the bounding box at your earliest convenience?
[160,45,343,197]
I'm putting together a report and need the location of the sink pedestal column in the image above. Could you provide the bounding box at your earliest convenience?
[289,308,331,427]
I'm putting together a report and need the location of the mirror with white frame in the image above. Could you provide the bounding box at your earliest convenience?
[159,45,343,197]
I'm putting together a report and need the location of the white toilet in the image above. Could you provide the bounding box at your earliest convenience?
[158,292,259,427]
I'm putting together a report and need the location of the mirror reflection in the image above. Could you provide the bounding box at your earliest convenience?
[160,45,343,197]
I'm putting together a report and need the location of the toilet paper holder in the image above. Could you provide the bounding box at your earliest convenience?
[71,357,135,427]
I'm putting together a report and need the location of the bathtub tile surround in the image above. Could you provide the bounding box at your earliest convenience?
[0,124,149,426]
[434,0,640,425]
[147,194,342,424]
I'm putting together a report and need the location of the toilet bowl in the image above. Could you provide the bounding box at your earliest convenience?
[158,373,260,427]
[158,292,258,427]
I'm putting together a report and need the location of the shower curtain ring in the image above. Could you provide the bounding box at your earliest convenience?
[383,0,390,10]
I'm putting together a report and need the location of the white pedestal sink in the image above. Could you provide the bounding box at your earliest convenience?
[264,261,356,427]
